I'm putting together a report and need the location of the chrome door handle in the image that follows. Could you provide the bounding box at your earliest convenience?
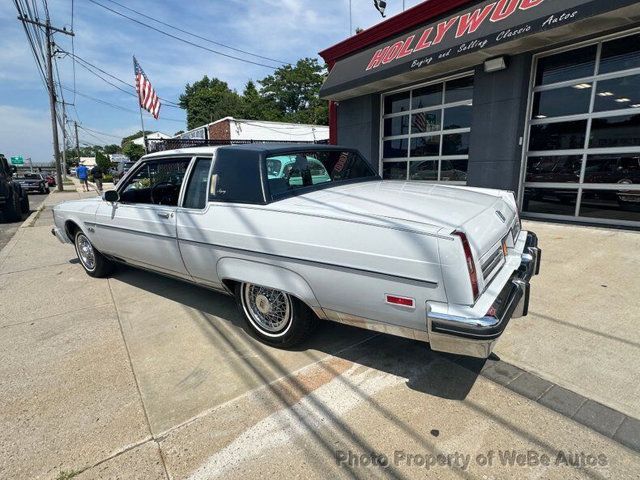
[157,212,171,219]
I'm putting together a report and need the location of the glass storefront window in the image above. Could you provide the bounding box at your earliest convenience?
[579,189,640,222]
[526,156,582,183]
[529,121,587,151]
[532,84,592,119]
[535,45,597,86]
[523,188,578,216]
[384,91,410,114]
[383,162,408,180]
[525,31,640,226]
[443,105,472,130]
[409,161,438,181]
[442,133,470,156]
[410,135,439,157]
[584,154,640,183]
[411,111,441,134]
[445,76,474,103]
[590,114,640,148]
[384,116,409,137]
[412,84,442,109]
[383,139,408,159]
[382,75,473,183]
[599,33,640,74]
[594,74,640,112]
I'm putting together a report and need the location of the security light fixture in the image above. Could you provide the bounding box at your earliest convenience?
[484,56,507,73]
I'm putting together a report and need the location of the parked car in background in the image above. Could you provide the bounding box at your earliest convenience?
[0,155,29,221]
[51,145,540,359]
[112,161,137,184]
[44,173,56,187]
[70,167,77,176]
[14,173,50,194]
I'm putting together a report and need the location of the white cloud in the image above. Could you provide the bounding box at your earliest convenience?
[0,105,54,163]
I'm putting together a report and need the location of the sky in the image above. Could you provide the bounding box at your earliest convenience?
[0,0,426,164]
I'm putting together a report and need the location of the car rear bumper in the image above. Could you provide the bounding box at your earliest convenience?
[427,232,541,358]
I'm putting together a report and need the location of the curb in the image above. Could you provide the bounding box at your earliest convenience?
[20,201,46,229]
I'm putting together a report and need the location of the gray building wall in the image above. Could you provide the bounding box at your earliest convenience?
[335,94,380,168]
[467,53,533,192]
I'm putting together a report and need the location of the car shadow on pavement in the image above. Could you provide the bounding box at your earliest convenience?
[110,264,484,403]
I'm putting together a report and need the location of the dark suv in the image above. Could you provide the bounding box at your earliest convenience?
[0,155,30,222]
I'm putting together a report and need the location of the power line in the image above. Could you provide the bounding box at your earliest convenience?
[59,49,181,107]
[87,0,279,70]
[60,85,185,123]
[101,0,290,65]
[78,125,124,140]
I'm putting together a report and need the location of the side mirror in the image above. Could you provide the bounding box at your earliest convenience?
[104,190,120,203]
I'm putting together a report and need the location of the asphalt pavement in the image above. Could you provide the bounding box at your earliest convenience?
[0,191,48,251]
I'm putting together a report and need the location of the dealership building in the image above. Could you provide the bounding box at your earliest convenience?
[319,0,640,228]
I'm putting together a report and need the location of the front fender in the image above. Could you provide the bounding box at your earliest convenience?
[216,257,321,308]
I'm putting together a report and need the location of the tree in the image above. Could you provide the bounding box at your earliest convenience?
[174,130,185,136]
[240,80,281,121]
[103,144,121,155]
[179,76,243,130]
[122,142,145,162]
[259,58,328,125]
[95,150,111,171]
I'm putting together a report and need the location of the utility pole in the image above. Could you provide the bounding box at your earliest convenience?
[60,103,70,181]
[74,121,81,164]
[18,15,73,192]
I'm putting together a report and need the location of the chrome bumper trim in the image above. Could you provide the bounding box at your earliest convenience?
[51,227,72,244]
[427,232,541,358]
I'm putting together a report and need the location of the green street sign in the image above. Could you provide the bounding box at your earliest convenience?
[10,156,24,165]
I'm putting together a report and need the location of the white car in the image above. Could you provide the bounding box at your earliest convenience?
[52,145,540,358]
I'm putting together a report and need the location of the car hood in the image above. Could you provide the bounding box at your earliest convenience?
[274,181,517,254]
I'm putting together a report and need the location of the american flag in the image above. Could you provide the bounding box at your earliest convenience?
[133,56,161,119]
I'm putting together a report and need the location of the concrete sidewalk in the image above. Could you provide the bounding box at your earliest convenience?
[0,194,638,479]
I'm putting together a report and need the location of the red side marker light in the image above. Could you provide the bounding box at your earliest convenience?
[386,295,415,308]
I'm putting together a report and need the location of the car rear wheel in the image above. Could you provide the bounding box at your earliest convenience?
[5,191,22,222]
[20,193,29,215]
[235,282,318,348]
[74,231,113,278]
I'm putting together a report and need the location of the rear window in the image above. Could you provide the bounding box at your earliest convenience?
[266,150,377,200]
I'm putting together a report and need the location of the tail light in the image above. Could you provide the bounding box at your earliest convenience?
[454,231,479,302]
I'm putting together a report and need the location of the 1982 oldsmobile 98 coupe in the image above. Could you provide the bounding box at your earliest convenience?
[52,145,540,358]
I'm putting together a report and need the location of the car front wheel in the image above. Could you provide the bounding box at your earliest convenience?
[74,231,113,278]
[236,282,317,348]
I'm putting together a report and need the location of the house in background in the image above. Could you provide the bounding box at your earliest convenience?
[173,117,329,143]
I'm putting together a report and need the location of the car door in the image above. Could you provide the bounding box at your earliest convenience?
[93,156,193,278]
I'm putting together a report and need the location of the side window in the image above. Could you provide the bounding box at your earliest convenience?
[183,158,212,209]
[119,158,190,206]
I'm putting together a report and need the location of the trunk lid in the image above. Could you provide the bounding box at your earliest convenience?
[276,180,516,255]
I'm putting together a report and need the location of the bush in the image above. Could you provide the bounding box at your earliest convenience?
[103,174,113,183]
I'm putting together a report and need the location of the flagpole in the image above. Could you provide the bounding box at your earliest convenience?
[349,0,352,36]
[133,56,148,154]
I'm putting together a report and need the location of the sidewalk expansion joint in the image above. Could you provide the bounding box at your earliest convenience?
[0,302,114,330]
[449,355,640,454]
[107,278,173,480]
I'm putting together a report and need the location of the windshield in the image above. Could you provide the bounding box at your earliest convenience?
[265,150,378,200]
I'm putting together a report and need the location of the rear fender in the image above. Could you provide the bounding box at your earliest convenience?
[216,257,321,308]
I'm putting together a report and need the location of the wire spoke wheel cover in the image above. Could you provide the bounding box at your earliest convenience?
[241,283,293,337]
[76,233,96,271]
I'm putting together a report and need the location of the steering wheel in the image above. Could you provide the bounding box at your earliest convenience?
[150,181,178,205]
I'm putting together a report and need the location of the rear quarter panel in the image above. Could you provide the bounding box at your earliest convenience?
[177,203,447,331]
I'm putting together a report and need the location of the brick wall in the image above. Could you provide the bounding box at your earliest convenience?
[208,120,231,141]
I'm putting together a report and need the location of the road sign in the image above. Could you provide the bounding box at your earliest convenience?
[10,156,24,165]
